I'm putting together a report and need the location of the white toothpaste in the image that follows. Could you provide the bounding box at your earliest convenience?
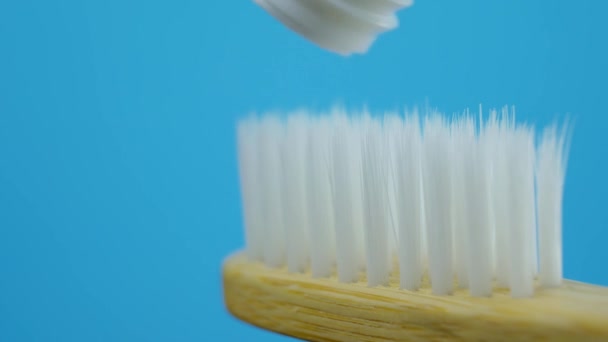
[254,0,414,56]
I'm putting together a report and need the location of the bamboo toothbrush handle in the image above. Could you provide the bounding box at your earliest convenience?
[223,252,608,342]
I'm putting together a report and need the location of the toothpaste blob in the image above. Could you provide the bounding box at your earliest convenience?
[254,0,414,55]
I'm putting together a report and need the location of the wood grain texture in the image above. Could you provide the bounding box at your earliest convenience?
[223,252,608,342]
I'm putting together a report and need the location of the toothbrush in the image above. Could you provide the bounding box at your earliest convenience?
[223,108,608,341]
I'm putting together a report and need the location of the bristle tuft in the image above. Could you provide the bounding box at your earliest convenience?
[236,107,570,298]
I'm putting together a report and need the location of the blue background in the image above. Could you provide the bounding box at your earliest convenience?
[1,1,607,341]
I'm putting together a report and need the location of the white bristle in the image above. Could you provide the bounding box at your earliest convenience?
[236,117,264,261]
[507,127,537,298]
[282,113,310,273]
[258,116,286,268]
[395,114,424,290]
[481,113,498,278]
[492,108,515,288]
[307,117,336,278]
[450,116,471,289]
[362,118,391,286]
[331,113,362,283]
[422,115,454,295]
[236,107,570,298]
[465,117,494,297]
[385,115,400,261]
[347,116,367,271]
[537,124,569,287]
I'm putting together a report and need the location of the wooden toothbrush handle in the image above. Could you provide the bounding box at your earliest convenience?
[223,252,608,342]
